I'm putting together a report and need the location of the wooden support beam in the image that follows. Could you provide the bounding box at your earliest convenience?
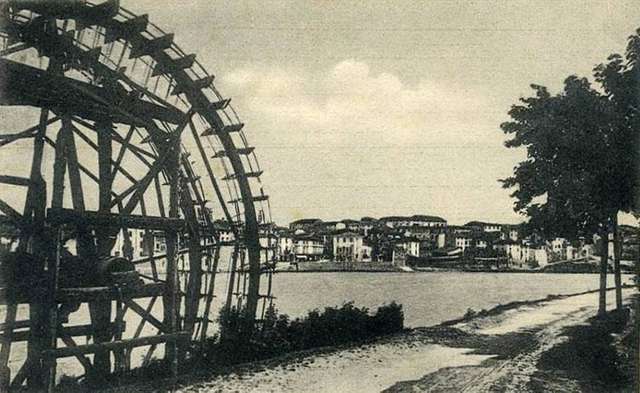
[42,332,190,359]
[212,146,254,158]
[46,208,185,231]
[171,75,214,96]
[163,127,180,379]
[104,14,148,43]
[129,34,174,59]
[109,109,193,212]
[21,108,50,391]
[69,123,139,185]
[132,297,157,340]
[0,303,16,390]
[188,119,238,235]
[43,135,121,200]
[199,247,220,342]
[152,53,196,77]
[55,283,165,303]
[228,194,269,205]
[0,175,32,187]
[222,171,263,181]
[71,116,156,162]
[0,199,23,227]
[44,227,63,392]
[3,323,122,343]
[201,122,245,137]
[111,125,136,179]
[0,59,186,126]
[0,116,59,147]
[124,299,167,333]
[51,127,67,210]
[207,98,231,111]
[58,334,94,376]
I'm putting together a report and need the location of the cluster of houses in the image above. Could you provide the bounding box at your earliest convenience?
[271,215,610,269]
[4,206,631,272]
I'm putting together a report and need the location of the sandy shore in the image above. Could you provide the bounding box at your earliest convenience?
[102,287,635,393]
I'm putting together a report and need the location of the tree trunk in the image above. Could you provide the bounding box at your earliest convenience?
[598,226,609,316]
[612,214,623,310]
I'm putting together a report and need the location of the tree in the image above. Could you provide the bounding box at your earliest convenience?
[594,28,640,310]
[501,76,618,315]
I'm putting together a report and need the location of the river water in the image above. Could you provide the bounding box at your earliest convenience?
[1,272,634,380]
[268,272,634,327]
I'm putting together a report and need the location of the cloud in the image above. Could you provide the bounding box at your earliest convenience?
[220,59,499,148]
[217,60,522,225]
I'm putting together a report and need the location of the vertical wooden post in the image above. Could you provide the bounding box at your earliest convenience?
[11,110,50,390]
[163,137,179,379]
[40,120,70,390]
[92,120,114,381]
[181,180,202,337]
[45,228,63,393]
[199,247,220,342]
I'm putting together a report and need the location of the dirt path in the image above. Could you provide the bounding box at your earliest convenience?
[168,288,634,393]
[385,289,634,393]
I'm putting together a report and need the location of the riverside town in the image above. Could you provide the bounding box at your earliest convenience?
[69,213,637,273]
[0,1,638,392]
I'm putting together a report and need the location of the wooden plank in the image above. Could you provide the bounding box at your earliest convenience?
[0,303,17,390]
[42,332,190,359]
[124,299,167,333]
[0,199,23,226]
[0,116,59,147]
[22,107,50,391]
[111,125,136,179]
[58,334,93,375]
[0,175,31,187]
[55,283,165,303]
[46,208,185,231]
[188,119,237,235]
[70,123,138,185]
[1,323,122,343]
[109,109,193,213]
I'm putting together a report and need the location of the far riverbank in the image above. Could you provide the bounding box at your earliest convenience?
[275,260,632,274]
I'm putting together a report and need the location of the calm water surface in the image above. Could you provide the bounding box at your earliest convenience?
[268,272,634,327]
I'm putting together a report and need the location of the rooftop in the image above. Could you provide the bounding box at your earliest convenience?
[290,218,322,225]
[380,214,446,222]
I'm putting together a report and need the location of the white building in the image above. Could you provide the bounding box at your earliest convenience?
[381,215,447,229]
[332,231,365,262]
[455,235,473,252]
[293,234,324,261]
[400,238,421,257]
[465,221,502,233]
[277,231,294,261]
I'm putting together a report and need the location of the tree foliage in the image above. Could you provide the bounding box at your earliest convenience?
[501,77,615,238]
[594,28,640,216]
[501,28,640,238]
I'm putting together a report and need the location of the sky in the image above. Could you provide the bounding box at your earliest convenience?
[9,1,640,226]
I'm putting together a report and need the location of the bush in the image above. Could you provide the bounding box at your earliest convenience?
[202,302,404,367]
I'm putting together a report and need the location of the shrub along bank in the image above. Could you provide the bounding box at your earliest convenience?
[202,302,405,367]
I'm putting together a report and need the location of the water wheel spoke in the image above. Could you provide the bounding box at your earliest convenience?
[0,3,273,388]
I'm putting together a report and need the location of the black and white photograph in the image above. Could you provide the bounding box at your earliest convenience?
[0,1,638,392]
